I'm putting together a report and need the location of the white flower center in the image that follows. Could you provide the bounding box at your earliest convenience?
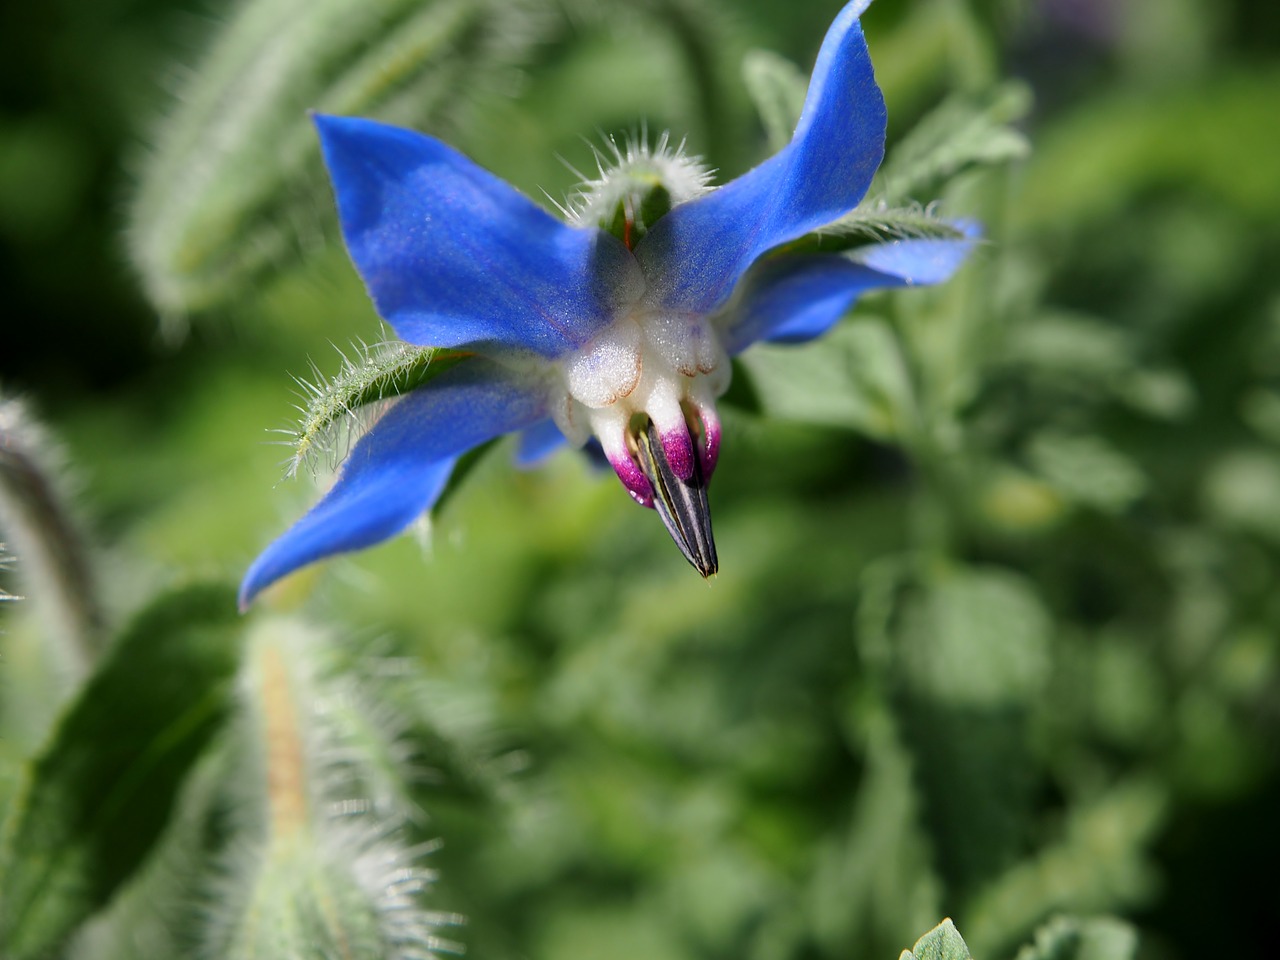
[551,310,731,451]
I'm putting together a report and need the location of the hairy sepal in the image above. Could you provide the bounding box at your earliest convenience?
[563,132,713,248]
[284,343,470,479]
[768,204,968,258]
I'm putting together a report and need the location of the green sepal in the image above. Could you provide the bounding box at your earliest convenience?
[599,177,675,248]
[570,135,715,250]
[288,344,469,477]
[772,206,969,259]
[0,583,243,960]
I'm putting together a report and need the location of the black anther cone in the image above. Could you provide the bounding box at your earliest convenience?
[635,419,718,578]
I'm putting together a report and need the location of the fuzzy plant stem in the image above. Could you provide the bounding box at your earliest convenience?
[258,642,311,842]
[0,398,104,673]
[206,621,455,960]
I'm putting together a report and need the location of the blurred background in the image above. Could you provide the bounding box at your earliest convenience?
[2,0,1279,958]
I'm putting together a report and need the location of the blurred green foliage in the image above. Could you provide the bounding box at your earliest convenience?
[2,0,1279,958]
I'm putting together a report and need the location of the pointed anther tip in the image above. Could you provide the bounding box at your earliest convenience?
[634,419,718,579]
[694,541,718,579]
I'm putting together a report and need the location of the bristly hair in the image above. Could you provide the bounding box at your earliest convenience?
[816,199,968,245]
[557,125,716,228]
[275,340,463,481]
[766,198,970,258]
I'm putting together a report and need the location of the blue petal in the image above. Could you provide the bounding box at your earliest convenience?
[514,419,568,468]
[634,0,885,313]
[239,359,546,608]
[722,225,979,353]
[315,114,641,358]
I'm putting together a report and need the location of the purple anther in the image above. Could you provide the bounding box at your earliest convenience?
[608,451,655,508]
[659,427,696,483]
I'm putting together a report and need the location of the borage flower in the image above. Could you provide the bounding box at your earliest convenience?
[239,0,976,609]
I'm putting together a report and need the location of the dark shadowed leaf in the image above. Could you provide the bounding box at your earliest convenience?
[0,583,242,959]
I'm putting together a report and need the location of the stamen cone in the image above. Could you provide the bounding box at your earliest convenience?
[634,419,718,578]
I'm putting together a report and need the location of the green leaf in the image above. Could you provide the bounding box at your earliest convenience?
[900,918,974,960]
[1026,433,1147,514]
[0,583,243,959]
[1014,915,1138,960]
[997,313,1195,420]
[741,48,808,153]
[1241,388,1280,445]
[876,81,1032,204]
[1202,449,1280,543]
[1000,312,1135,382]
[1015,68,1280,229]
[963,780,1164,957]
[0,741,22,834]
[899,566,1052,710]
[128,0,546,319]
[893,567,1052,892]
[736,318,915,441]
[810,699,941,957]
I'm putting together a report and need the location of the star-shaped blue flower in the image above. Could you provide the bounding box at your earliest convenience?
[240,0,976,608]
